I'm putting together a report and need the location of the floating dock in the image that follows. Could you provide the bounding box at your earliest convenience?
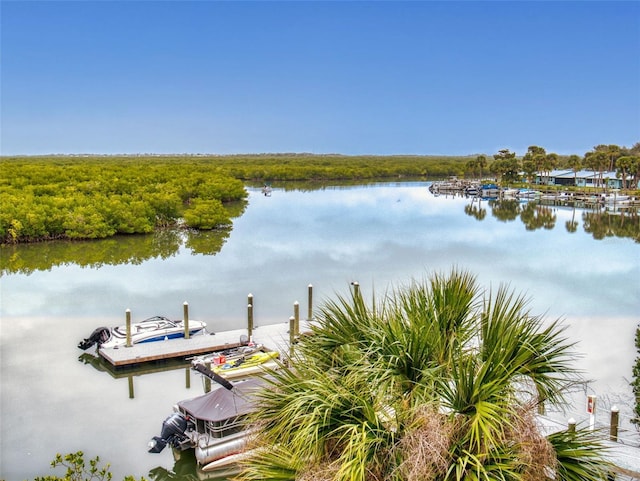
[98,319,315,367]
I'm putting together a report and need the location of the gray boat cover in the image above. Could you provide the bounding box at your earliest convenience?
[178,377,266,422]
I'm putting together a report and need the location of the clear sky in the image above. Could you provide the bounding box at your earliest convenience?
[1,0,638,157]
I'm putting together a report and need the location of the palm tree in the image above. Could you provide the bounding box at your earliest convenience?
[584,151,609,191]
[616,156,634,189]
[239,269,612,481]
[476,155,488,180]
[567,155,582,187]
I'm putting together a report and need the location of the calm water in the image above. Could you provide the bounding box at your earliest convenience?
[1,182,639,480]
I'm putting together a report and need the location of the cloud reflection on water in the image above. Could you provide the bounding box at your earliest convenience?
[0,182,638,480]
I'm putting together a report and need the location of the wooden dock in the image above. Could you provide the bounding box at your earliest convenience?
[99,319,315,367]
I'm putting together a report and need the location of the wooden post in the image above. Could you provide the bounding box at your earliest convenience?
[308,284,313,320]
[568,418,576,434]
[248,293,254,338]
[352,281,360,298]
[125,309,132,348]
[204,362,212,393]
[289,316,295,360]
[294,301,300,336]
[128,375,134,399]
[183,302,190,339]
[537,401,546,416]
[610,405,620,442]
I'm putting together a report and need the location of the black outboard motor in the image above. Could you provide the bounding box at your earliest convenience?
[78,327,111,350]
[148,412,191,453]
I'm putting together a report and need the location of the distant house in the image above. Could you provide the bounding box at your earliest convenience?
[535,169,625,189]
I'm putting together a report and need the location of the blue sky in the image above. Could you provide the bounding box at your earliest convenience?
[1,1,638,156]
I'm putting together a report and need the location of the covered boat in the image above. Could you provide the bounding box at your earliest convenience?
[148,370,266,471]
[78,315,207,350]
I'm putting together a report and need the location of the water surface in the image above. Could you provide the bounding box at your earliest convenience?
[1,182,638,480]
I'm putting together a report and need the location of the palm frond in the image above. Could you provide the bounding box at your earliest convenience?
[239,269,602,481]
[480,284,580,406]
[547,428,614,481]
[235,444,300,481]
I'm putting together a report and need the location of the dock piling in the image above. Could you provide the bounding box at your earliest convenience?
[351,281,360,298]
[183,302,190,339]
[204,361,212,393]
[308,284,313,320]
[610,406,620,442]
[294,301,300,336]
[125,309,132,348]
[248,293,254,338]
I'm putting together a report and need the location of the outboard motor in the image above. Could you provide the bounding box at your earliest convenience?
[77,327,111,350]
[148,412,191,453]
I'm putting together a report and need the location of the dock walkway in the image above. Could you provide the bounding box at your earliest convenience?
[99,319,314,367]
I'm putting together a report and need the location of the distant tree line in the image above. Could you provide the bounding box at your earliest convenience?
[0,154,471,244]
[466,143,640,188]
[1,146,638,244]
[0,157,247,243]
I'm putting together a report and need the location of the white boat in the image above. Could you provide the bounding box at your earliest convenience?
[148,370,266,471]
[501,188,520,198]
[480,183,500,197]
[600,192,631,204]
[516,189,540,199]
[464,185,480,196]
[77,315,207,350]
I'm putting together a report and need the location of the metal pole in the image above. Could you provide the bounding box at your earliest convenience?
[610,405,619,442]
[125,309,132,348]
[183,301,190,339]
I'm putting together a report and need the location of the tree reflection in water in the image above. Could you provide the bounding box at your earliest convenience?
[0,199,246,276]
[463,198,487,220]
[3,195,638,277]
[583,209,640,242]
[0,227,232,276]
[519,202,557,230]
[460,197,639,242]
